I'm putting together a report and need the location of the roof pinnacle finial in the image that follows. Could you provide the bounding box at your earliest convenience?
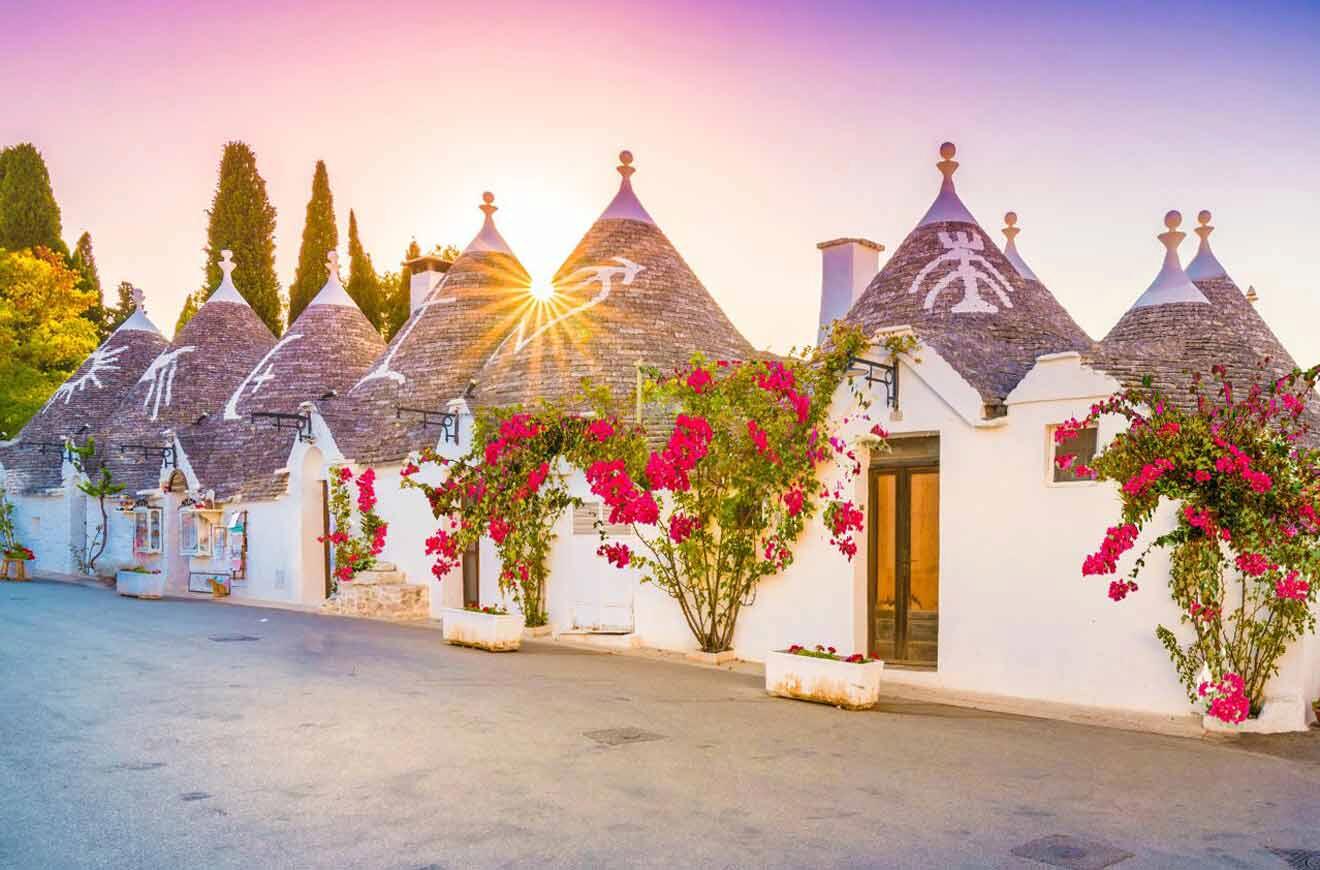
[597,148,655,224]
[480,191,497,218]
[1185,207,1228,281]
[131,286,146,311]
[1246,285,1259,304]
[917,141,976,227]
[618,149,636,180]
[937,141,959,182]
[1130,210,1208,308]
[1000,211,1038,281]
[220,249,235,281]
[326,250,341,284]
[206,248,248,306]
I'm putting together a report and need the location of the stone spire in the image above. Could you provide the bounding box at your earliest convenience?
[207,249,248,306]
[308,249,358,308]
[464,191,515,255]
[115,285,163,335]
[597,150,656,224]
[1130,211,1209,308]
[1000,211,1039,282]
[1185,209,1229,281]
[917,141,977,227]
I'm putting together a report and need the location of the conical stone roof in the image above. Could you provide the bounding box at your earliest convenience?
[97,251,277,493]
[846,143,1091,410]
[183,252,387,500]
[0,290,170,494]
[329,193,533,464]
[1090,211,1306,414]
[473,151,755,411]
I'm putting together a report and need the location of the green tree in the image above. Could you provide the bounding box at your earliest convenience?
[0,247,98,436]
[345,209,383,330]
[0,144,66,255]
[288,160,337,325]
[103,280,138,334]
[187,142,280,335]
[71,231,106,338]
[174,290,202,335]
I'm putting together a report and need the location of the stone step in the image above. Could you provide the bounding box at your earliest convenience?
[349,569,405,586]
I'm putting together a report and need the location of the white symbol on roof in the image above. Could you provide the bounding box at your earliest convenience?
[138,346,196,421]
[223,333,304,420]
[488,257,644,363]
[908,231,1014,314]
[353,284,458,391]
[41,344,129,413]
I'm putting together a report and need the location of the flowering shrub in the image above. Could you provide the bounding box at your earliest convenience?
[785,643,876,663]
[569,322,876,652]
[319,465,389,592]
[405,322,880,650]
[1063,365,1320,720]
[403,406,582,627]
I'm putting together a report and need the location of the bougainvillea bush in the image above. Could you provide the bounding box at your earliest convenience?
[320,465,388,592]
[405,322,881,651]
[1061,365,1320,722]
[402,404,586,627]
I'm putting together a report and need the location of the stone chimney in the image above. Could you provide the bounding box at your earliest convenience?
[403,251,452,314]
[817,237,883,340]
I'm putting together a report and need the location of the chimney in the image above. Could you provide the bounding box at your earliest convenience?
[403,252,452,314]
[816,237,883,340]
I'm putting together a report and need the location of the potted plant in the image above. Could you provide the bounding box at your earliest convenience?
[1,544,35,581]
[115,565,164,599]
[441,603,525,652]
[765,644,885,710]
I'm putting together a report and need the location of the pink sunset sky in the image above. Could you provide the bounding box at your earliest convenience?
[3,0,1318,358]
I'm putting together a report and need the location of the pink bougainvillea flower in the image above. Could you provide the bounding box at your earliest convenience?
[1234,552,1274,577]
[1275,571,1310,601]
[586,419,615,442]
[686,366,712,394]
[870,423,888,439]
[668,513,700,544]
[783,487,805,517]
[597,542,632,568]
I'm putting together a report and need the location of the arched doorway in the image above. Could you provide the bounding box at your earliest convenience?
[298,447,329,605]
[162,470,190,595]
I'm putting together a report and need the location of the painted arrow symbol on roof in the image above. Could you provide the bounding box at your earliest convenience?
[223,333,304,421]
[489,256,645,362]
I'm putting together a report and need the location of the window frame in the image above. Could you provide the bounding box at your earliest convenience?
[1046,423,1100,487]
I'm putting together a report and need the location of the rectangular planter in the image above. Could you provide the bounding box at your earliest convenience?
[441,608,525,652]
[765,650,885,710]
[116,569,165,599]
[1202,693,1315,735]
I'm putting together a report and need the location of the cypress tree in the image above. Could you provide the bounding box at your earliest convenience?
[71,231,106,337]
[0,143,66,255]
[174,291,202,336]
[287,160,337,325]
[188,141,281,335]
[345,209,383,330]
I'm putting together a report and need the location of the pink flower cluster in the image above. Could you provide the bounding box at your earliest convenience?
[1213,441,1273,493]
[586,459,659,526]
[598,542,632,568]
[686,366,712,394]
[1199,672,1250,724]
[1234,551,1275,577]
[646,414,713,492]
[1122,458,1175,496]
[356,468,378,513]
[782,487,805,517]
[826,501,864,560]
[586,419,615,442]
[668,513,700,543]
[425,528,461,578]
[1276,571,1310,601]
[747,420,777,463]
[484,413,543,466]
[1082,524,1138,578]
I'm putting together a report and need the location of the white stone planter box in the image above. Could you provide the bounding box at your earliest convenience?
[1202,694,1317,735]
[441,608,525,652]
[765,650,885,710]
[116,570,165,599]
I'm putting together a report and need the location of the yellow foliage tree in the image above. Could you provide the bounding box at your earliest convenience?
[0,246,99,436]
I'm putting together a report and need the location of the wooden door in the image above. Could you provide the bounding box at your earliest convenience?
[870,466,939,666]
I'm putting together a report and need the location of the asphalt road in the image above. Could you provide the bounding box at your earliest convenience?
[2,579,1318,869]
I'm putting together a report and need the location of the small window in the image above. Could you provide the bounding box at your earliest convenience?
[179,510,215,557]
[573,502,632,537]
[134,508,162,554]
[1051,425,1098,483]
